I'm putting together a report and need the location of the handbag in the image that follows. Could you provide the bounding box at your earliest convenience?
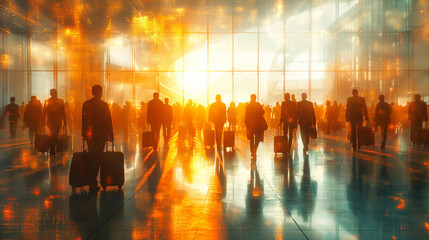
[310,126,317,139]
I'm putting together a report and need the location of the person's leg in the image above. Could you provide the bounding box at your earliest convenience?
[288,125,295,151]
[48,125,60,154]
[215,124,223,147]
[254,132,261,153]
[381,124,388,148]
[29,126,35,143]
[326,120,331,134]
[283,123,289,152]
[87,139,105,189]
[350,122,357,150]
[250,132,255,156]
[356,122,363,149]
[301,126,310,152]
[410,121,416,143]
[166,123,171,140]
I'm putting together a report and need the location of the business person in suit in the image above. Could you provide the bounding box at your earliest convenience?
[408,94,428,145]
[297,93,316,155]
[346,89,369,151]
[147,92,164,148]
[280,93,298,153]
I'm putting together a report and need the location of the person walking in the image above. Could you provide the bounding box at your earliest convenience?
[44,89,67,155]
[245,94,267,158]
[408,94,428,145]
[374,95,391,149]
[280,93,297,153]
[209,94,227,148]
[82,85,114,192]
[297,93,316,155]
[163,98,173,141]
[227,102,237,131]
[1,97,20,138]
[147,92,164,148]
[325,100,335,134]
[346,89,369,151]
[23,96,43,143]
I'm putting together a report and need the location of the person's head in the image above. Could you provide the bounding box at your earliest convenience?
[50,89,58,98]
[379,94,385,102]
[284,93,290,101]
[334,101,337,105]
[230,102,235,108]
[10,97,15,103]
[188,99,193,105]
[30,96,37,102]
[92,85,102,99]
[216,94,221,102]
[153,92,159,99]
[352,89,358,96]
[164,98,169,104]
[414,94,421,101]
[250,94,257,102]
[301,92,307,100]
[326,100,331,106]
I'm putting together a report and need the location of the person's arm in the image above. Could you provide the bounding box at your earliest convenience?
[312,104,316,126]
[106,105,114,140]
[81,103,87,139]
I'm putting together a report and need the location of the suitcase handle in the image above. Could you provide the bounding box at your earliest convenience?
[105,140,115,152]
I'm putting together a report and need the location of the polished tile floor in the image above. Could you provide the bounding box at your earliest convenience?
[0,127,429,240]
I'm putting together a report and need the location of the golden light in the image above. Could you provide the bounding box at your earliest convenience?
[1,54,8,69]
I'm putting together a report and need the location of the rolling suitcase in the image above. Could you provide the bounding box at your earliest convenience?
[100,141,125,190]
[57,128,73,153]
[178,125,187,140]
[142,131,155,148]
[359,126,375,146]
[274,127,286,153]
[35,134,49,153]
[223,130,235,148]
[69,141,92,190]
[204,129,215,148]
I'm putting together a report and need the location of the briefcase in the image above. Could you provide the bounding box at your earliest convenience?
[57,128,73,153]
[359,127,375,146]
[142,131,155,148]
[204,129,215,148]
[100,141,125,190]
[223,130,235,148]
[69,142,92,190]
[310,127,318,139]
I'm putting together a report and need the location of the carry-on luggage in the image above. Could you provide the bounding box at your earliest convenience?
[204,129,215,148]
[178,125,187,140]
[142,131,155,148]
[69,141,92,190]
[274,127,286,154]
[35,134,49,153]
[359,126,375,146]
[57,128,72,153]
[224,130,235,148]
[100,141,125,190]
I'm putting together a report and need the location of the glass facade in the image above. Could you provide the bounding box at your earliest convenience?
[1,0,428,107]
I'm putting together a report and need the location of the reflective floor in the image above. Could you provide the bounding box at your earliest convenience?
[1,127,429,240]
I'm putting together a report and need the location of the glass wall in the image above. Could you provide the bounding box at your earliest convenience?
[1,0,428,107]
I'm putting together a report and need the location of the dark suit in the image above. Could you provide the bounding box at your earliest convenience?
[163,103,173,141]
[245,102,265,154]
[346,96,368,149]
[374,102,391,147]
[44,98,67,153]
[24,101,43,142]
[408,100,428,143]
[82,97,114,187]
[209,101,227,147]
[280,100,297,152]
[2,103,19,138]
[147,98,164,147]
[297,100,316,152]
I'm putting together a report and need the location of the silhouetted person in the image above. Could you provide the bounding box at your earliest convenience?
[291,94,297,103]
[325,100,335,134]
[408,94,428,145]
[227,102,237,131]
[23,96,43,143]
[184,100,195,137]
[163,98,173,141]
[374,95,392,149]
[297,93,316,154]
[245,94,266,158]
[44,89,67,155]
[2,97,20,138]
[333,101,340,131]
[82,85,114,192]
[346,89,368,151]
[280,93,298,153]
[147,92,164,148]
[209,95,227,148]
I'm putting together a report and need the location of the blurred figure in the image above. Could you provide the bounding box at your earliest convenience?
[139,101,147,131]
[163,98,173,141]
[245,94,266,158]
[408,94,428,145]
[291,94,297,103]
[280,93,298,153]
[264,105,272,128]
[147,92,164,148]
[1,97,20,138]
[325,100,335,134]
[44,89,67,155]
[332,101,340,131]
[227,102,237,131]
[82,85,114,192]
[18,102,26,128]
[274,102,281,128]
[122,101,135,138]
[346,89,369,151]
[209,95,227,148]
[297,93,316,154]
[374,95,391,149]
[183,100,195,138]
[23,96,43,143]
